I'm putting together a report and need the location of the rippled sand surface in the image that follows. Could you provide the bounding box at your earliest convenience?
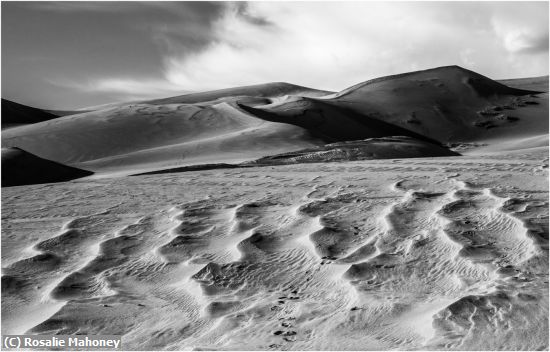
[2,149,547,350]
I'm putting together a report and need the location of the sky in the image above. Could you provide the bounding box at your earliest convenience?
[1,1,549,110]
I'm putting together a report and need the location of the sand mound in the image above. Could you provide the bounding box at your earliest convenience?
[1,147,93,187]
[2,102,323,174]
[322,66,545,143]
[333,65,537,99]
[498,76,549,92]
[1,99,60,129]
[247,136,460,165]
[237,97,439,144]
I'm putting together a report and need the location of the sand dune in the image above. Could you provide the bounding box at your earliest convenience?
[2,66,545,176]
[2,102,322,174]
[247,136,460,165]
[497,76,549,92]
[1,147,93,187]
[73,82,332,112]
[1,99,60,129]
[319,66,545,143]
[1,66,547,350]
[0,83,331,173]
[145,82,333,105]
[237,98,440,144]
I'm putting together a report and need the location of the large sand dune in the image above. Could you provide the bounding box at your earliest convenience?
[2,102,322,174]
[1,66,548,350]
[321,66,546,143]
[3,66,545,176]
[2,83,338,174]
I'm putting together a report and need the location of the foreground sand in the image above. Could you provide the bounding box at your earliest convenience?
[2,147,547,350]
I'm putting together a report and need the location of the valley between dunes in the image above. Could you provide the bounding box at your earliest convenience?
[1,66,548,350]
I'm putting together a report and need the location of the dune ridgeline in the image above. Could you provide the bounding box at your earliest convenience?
[1,65,548,186]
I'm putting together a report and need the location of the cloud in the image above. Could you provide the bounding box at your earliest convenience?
[2,1,548,109]
[233,2,274,27]
[159,2,549,92]
[1,1,227,108]
[493,26,549,54]
[48,77,186,102]
[504,31,549,54]
[10,1,133,13]
[490,3,549,55]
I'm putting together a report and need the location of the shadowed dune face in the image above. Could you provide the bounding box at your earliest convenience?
[1,99,60,129]
[1,147,93,187]
[237,98,441,144]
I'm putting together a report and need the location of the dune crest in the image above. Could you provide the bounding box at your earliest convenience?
[2,66,546,176]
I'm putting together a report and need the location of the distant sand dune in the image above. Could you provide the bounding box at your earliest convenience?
[2,66,546,177]
[145,82,333,105]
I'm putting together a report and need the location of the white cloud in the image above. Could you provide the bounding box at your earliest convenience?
[51,2,549,99]
[159,2,548,92]
[490,2,549,54]
[460,48,476,67]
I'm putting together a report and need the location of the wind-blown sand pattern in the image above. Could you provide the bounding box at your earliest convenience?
[2,149,547,350]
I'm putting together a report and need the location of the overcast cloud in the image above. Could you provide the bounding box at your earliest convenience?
[1,1,548,109]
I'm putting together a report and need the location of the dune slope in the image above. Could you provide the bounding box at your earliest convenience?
[1,99,60,129]
[145,82,333,105]
[322,66,545,143]
[1,147,93,187]
[247,136,460,165]
[2,102,323,174]
[237,97,441,144]
[498,76,549,92]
